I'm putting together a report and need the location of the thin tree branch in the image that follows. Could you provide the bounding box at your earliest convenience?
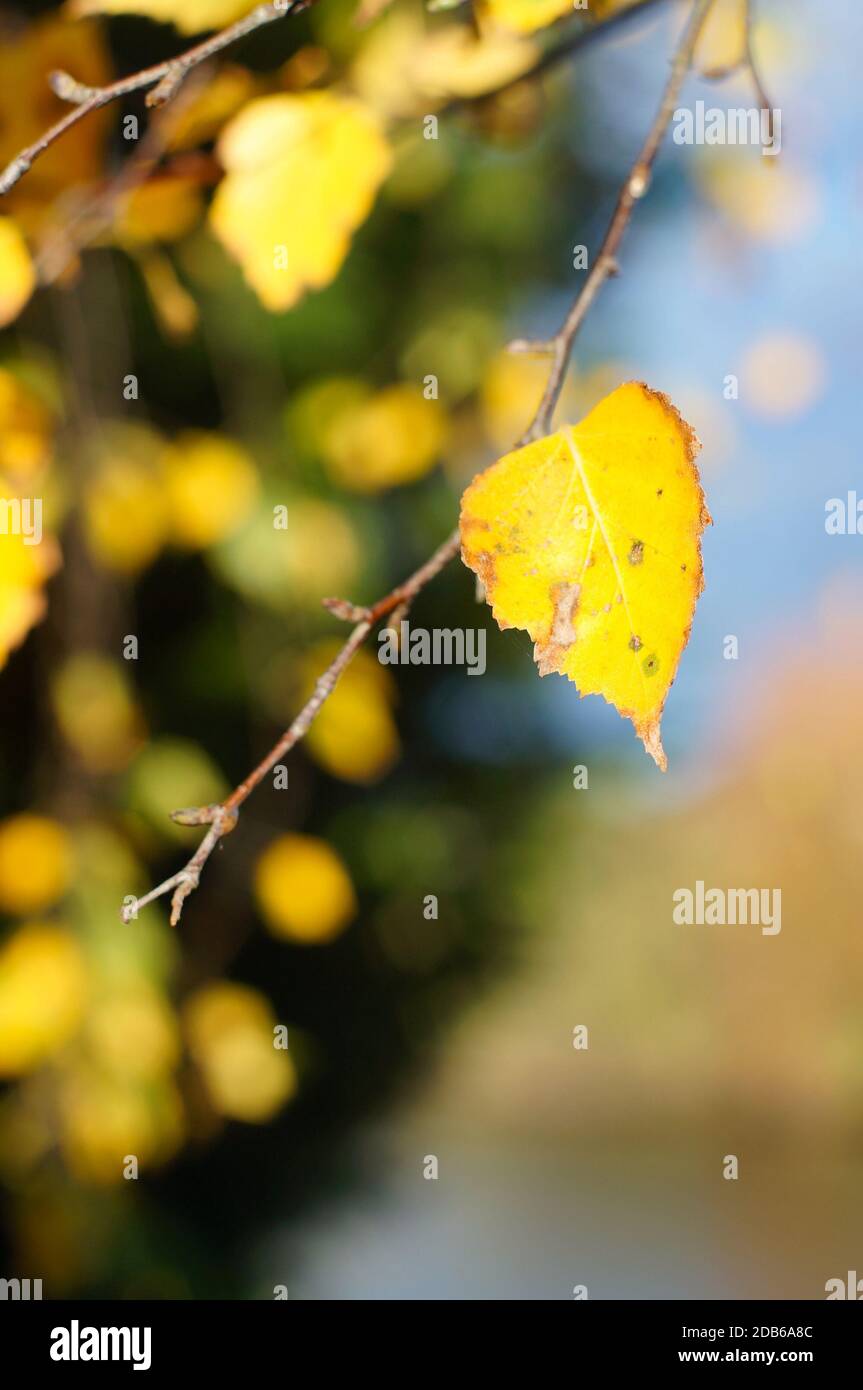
[698,0,776,142]
[510,0,716,444]
[0,1,317,198]
[121,0,718,926]
[121,531,460,925]
[744,0,775,142]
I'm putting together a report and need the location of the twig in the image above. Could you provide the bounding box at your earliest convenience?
[0,2,316,199]
[744,0,775,144]
[511,0,717,444]
[121,0,719,926]
[698,0,775,143]
[121,531,460,924]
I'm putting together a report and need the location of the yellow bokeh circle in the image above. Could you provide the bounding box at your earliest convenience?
[254,833,356,944]
[0,814,74,915]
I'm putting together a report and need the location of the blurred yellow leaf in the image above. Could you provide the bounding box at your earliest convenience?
[695,0,748,77]
[350,7,428,120]
[0,815,74,916]
[184,982,297,1123]
[210,92,393,311]
[414,24,537,100]
[161,431,259,548]
[0,924,87,1075]
[255,834,356,944]
[0,218,35,328]
[70,0,256,32]
[0,368,55,480]
[302,640,400,784]
[83,426,169,574]
[353,7,536,114]
[277,498,361,599]
[0,489,60,671]
[60,1068,184,1183]
[53,654,145,774]
[321,383,447,492]
[86,983,179,1082]
[215,495,361,609]
[478,0,572,35]
[289,377,369,456]
[460,383,710,769]
[136,248,201,339]
[113,176,205,247]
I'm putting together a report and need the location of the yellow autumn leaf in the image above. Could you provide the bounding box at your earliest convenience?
[86,983,180,1082]
[460,383,710,769]
[160,431,259,548]
[0,815,74,916]
[184,982,297,1123]
[694,0,748,77]
[113,176,205,247]
[83,425,169,574]
[0,487,61,672]
[352,6,536,117]
[214,495,361,608]
[0,368,55,480]
[321,384,447,492]
[254,834,356,944]
[478,0,573,35]
[0,923,87,1076]
[52,653,145,773]
[59,1069,185,1183]
[70,0,255,34]
[210,92,393,312]
[0,582,53,673]
[137,249,201,339]
[413,25,538,101]
[0,218,36,328]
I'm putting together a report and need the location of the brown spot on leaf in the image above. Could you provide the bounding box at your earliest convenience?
[535,581,581,677]
[629,635,642,652]
[629,540,644,565]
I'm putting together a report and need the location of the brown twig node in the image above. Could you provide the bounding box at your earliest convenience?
[321,596,371,623]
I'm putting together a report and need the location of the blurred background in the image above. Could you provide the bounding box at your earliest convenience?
[0,0,861,1300]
